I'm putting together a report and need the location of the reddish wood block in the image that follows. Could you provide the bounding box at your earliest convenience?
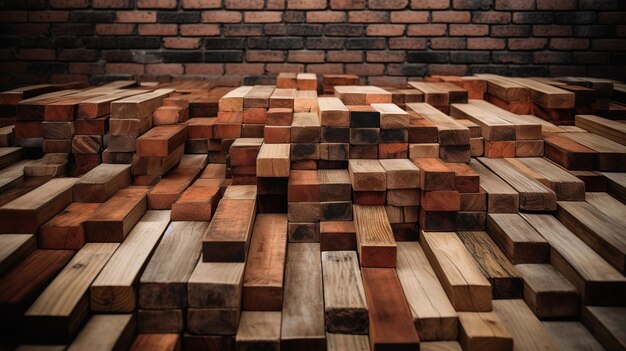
[39,203,101,249]
[136,124,188,157]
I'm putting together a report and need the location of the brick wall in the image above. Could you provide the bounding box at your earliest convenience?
[0,0,625,90]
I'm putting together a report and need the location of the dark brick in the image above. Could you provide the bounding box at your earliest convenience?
[91,74,135,86]
[244,76,276,85]
[346,38,386,49]
[387,63,427,76]
[512,12,553,24]
[492,52,531,64]
[407,51,450,63]
[18,37,53,48]
[533,51,571,64]
[573,52,612,64]
[509,65,548,76]
[283,11,305,22]
[1,0,46,9]
[264,24,287,36]
[28,62,67,74]
[157,11,201,23]
[469,65,511,75]
[119,36,161,49]
[472,11,511,24]
[247,37,268,49]
[205,51,244,62]
[451,51,490,64]
[102,50,133,62]
[83,37,119,49]
[574,25,614,38]
[287,24,323,36]
[205,38,245,49]
[57,49,99,61]
[452,0,491,10]
[306,37,345,49]
[579,0,618,10]
[131,51,163,63]
[70,11,115,23]
[223,24,264,36]
[325,24,364,37]
[554,12,597,24]
[268,37,304,49]
[163,51,203,62]
[51,24,94,36]
[491,25,530,37]
[54,36,80,48]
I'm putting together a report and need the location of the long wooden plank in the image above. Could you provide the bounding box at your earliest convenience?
[0,234,36,275]
[321,251,368,334]
[602,172,626,203]
[256,143,290,177]
[556,200,626,273]
[139,221,207,309]
[187,257,244,309]
[148,168,199,210]
[242,214,287,311]
[83,188,148,242]
[492,300,559,351]
[576,114,626,145]
[407,103,469,146]
[521,213,626,305]
[24,243,118,343]
[468,99,542,140]
[236,311,281,351]
[515,264,579,318]
[450,103,515,141]
[361,267,420,350]
[474,74,529,102]
[90,210,170,312]
[457,312,512,351]
[486,213,550,264]
[581,306,626,351]
[349,159,386,191]
[136,124,187,157]
[478,157,556,211]
[396,242,458,341]
[202,198,256,262]
[584,192,626,227]
[0,177,79,233]
[281,243,325,351]
[0,147,22,170]
[67,314,135,351]
[543,133,598,171]
[353,205,396,268]
[506,157,585,201]
[74,164,131,203]
[110,89,173,119]
[77,90,146,119]
[562,131,626,171]
[468,159,519,213]
[419,231,491,312]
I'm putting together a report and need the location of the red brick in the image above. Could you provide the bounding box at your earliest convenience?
[427,64,468,76]
[533,52,571,64]
[244,12,283,23]
[345,63,384,76]
[532,25,572,37]
[366,24,405,36]
[202,11,242,23]
[550,38,589,50]
[286,0,326,9]
[508,38,547,50]
[139,24,177,35]
[307,11,345,23]
[93,0,133,8]
[267,0,286,9]
[472,11,510,24]
[29,11,69,22]
[327,51,363,62]
[467,38,506,50]
[348,11,388,23]
[288,50,325,63]
[432,11,470,23]
[185,63,224,75]
[225,63,264,75]
[369,0,408,9]
[247,51,286,62]
[225,0,264,9]
[14,24,50,35]
[450,24,488,36]
[331,0,365,9]
[69,62,105,75]
[182,0,221,8]
[495,0,535,10]
[431,38,466,49]
[367,51,406,62]
[137,0,177,8]
[389,11,428,23]
[0,11,27,22]
[146,63,184,75]
[50,0,89,8]
[593,39,626,51]
[307,64,344,74]
[223,25,263,36]
[117,11,157,23]
[536,0,575,9]
[180,24,220,36]
[411,0,450,9]
[163,37,202,49]
[407,24,447,36]
[265,64,304,74]
[389,38,427,49]
[96,24,135,35]
[106,63,144,74]
[19,49,56,61]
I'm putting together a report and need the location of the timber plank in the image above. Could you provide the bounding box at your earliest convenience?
[74,164,131,203]
[349,159,386,191]
[468,159,518,213]
[67,314,135,351]
[450,103,515,141]
[83,188,148,242]
[130,334,180,351]
[544,321,605,351]
[202,198,257,262]
[0,234,36,275]
[39,202,100,249]
[257,143,290,177]
[327,333,370,351]
[136,124,187,157]
[379,159,419,189]
[492,300,559,351]
[581,306,626,351]
[508,157,585,201]
[515,263,579,318]
[486,213,550,264]
[236,311,281,351]
[406,103,469,146]
[353,205,397,268]
[188,257,244,309]
[148,168,199,210]
[457,312,512,351]
[411,158,455,191]
[576,114,626,145]
[318,97,349,127]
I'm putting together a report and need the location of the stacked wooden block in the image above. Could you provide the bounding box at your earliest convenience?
[228,138,262,185]
[287,170,320,242]
[131,123,188,185]
[408,81,468,114]
[146,154,206,210]
[322,74,360,95]
[256,142,290,213]
[412,158,460,232]
[380,159,420,239]
[171,163,226,221]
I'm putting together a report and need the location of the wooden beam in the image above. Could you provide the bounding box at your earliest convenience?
[544,321,606,351]
[406,103,469,146]
[188,258,244,309]
[0,234,35,276]
[130,333,180,351]
[379,159,419,189]
[576,114,626,145]
[581,306,626,351]
[492,300,558,351]
[136,124,187,157]
[318,97,349,127]
[486,213,550,264]
[257,143,290,177]
[353,205,397,268]
[202,198,256,262]
[515,263,579,318]
[74,164,131,203]
[457,312,512,351]
[83,187,148,242]
[349,159,386,191]
[236,311,281,350]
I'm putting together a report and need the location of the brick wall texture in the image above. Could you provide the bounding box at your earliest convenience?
[0,0,625,89]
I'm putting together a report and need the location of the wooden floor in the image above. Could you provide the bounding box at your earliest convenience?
[0,74,625,351]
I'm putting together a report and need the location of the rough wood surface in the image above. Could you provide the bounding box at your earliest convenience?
[486,213,550,264]
[353,205,397,268]
[236,311,281,351]
[187,258,244,309]
[516,263,579,318]
[256,143,290,177]
[468,159,518,213]
[349,159,386,191]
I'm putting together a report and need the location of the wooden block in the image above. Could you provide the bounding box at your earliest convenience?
[264,125,291,143]
[450,103,515,141]
[457,312,512,351]
[136,124,187,157]
[243,214,287,311]
[243,85,275,109]
[411,158,454,191]
[77,90,145,119]
[39,202,100,250]
[506,158,583,194]
[486,213,549,264]
[515,140,543,157]
[516,263,579,318]
[372,103,409,129]
[110,89,173,119]
[439,144,471,163]
[460,189,486,211]
[291,112,320,143]
[581,306,626,351]
[406,103,469,146]
[288,170,319,202]
[294,90,318,113]
[84,188,148,242]
[277,72,297,89]
[576,114,626,145]
[420,231,491,311]
[0,147,21,170]
[446,163,479,193]
[138,221,206,309]
[74,164,131,203]
[24,243,118,343]
[110,114,152,136]
[396,242,458,341]
[492,300,558,350]
[349,144,378,159]
[379,159,419,189]
[297,73,317,91]
[130,333,181,351]
[421,190,461,211]
[270,88,296,109]
[138,309,183,333]
[219,86,253,112]
[0,177,79,234]
[409,143,439,158]
[349,105,380,128]
[318,97,349,127]
[327,333,370,351]
[42,139,72,153]
[186,117,215,139]
[353,205,396,268]
[350,127,380,145]
[188,258,244,309]
[361,267,420,350]
[457,231,523,299]
[202,198,256,262]
[287,222,319,243]
[236,311,281,350]
[148,168,199,210]
[266,107,293,126]
[408,114,438,143]
[223,185,257,200]
[468,159,518,213]
[378,143,408,159]
[290,143,319,160]
[281,243,325,351]
[320,221,356,251]
[153,105,188,125]
[322,251,368,334]
[483,140,515,158]
[90,210,170,312]
[521,213,626,305]
[543,133,598,170]
[170,185,219,221]
[544,321,606,351]
[0,234,36,275]
[67,314,135,351]
[348,159,386,191]
[256,143,290,177]
[556,200,626,273]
